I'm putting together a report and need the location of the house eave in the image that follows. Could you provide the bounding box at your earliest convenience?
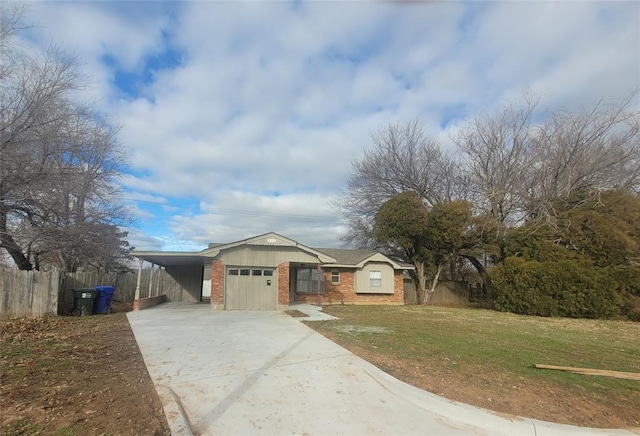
[131,251,207,267]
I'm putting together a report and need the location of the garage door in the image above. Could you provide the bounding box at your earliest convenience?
[225,267,277,310]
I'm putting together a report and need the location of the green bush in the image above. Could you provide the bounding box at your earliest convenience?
[609,267,640,297]
[609,267,640,321]
[493,257,622,319]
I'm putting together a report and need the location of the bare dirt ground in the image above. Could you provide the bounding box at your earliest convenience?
[1,303,170,435]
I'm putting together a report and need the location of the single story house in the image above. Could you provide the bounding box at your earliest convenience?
[131,232,413,310]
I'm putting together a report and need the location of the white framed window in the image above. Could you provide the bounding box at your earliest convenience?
[369,270,382,287]
[331,270,340,284]
[228,269,239,276]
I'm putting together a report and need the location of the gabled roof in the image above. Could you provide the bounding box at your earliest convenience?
[131,232,413,270]
[313,248,378,265]
[200,232,336,263]
[315,248,413,270]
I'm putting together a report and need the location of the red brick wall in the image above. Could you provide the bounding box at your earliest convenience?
[210,260,224,308]
[294,268,404,305]
[133,295,167,311]
[209,260,404,309]
[277,262,290,306]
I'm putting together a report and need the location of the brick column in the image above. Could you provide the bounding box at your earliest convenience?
[210,260,224,310]
[394,271,405,304]
[277,262,290,308]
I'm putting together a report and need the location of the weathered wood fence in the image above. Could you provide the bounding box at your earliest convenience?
[403,280,471,305]
[1,268,171,319]
[0,268,60,319]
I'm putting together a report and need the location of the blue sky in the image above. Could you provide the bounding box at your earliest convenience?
[20,0,640,251]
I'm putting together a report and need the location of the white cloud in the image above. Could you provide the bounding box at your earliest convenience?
[167,190,343,248]
[18,0,640,252]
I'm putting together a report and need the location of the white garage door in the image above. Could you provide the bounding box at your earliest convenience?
[225,267,277,310]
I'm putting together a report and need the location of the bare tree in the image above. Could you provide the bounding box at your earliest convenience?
[526,95,640,222]
[452,98,538,261]
[452,94,639,296]
[0,5,131,271]
[336,120,467,248]
[340,95,639,303]
[456,94,640,225]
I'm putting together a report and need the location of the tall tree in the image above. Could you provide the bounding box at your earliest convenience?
[451,94,640,299]
[0,5,131,272]
[424,200,474,289]
[452,98,538,261]
[337,120,467,248]
[454,95,640,260]
[527,95,640,222]
[373,192,473,304]
[373,191,431,303]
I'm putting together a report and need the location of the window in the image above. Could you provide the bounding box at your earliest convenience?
[228,269,239,276]
[295,267,325,294]
[263,270,273,276]
[331,270,340,284]
[240,269,250,276]
[369,270,382,287]
[252,269,262,276]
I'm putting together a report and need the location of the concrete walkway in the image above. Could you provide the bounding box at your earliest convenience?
[287,302,339,321]
[127,303,635,436]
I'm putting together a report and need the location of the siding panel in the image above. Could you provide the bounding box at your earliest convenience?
[219,246,319,267]
[355,263,394,294]
[164,266,204,302]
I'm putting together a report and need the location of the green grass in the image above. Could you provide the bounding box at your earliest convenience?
[309,305,640,418]
[0,418,47,436]
[54,427,80,436]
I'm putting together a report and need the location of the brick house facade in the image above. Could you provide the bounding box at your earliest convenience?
[133,232,413,310]
[293,269,404,305]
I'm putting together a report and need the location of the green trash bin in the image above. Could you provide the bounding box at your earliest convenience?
[72,288,97,316]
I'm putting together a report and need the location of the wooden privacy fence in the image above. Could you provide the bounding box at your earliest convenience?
[404,280,470,305]
[58,269,168,314]
[1,268,59,320]
[1,268,173,319]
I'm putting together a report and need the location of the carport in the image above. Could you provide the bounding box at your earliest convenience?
[131,252,211,303]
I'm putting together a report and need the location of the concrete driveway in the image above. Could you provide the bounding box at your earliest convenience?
[127,303,634,436]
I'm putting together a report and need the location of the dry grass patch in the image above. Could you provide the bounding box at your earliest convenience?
[1,310,169,435]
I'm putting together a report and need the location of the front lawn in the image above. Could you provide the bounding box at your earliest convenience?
[307,305,640,429]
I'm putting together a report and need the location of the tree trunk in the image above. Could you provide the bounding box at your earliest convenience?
[460,254,495,302]
[410,261,427,304]
[449,257,456,281]
[424,263,443,305]
[0,206,34,270]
